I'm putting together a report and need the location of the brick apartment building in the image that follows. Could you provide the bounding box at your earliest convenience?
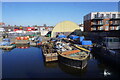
[84,12,120,32]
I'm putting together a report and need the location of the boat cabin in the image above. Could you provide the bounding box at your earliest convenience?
[103,37,120,49]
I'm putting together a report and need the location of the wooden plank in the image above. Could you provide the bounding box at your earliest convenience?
[74,45,90,52]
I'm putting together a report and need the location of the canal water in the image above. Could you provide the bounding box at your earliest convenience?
[1,46,119,79]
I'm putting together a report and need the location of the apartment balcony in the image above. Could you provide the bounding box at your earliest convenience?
[109,23,120,26]
[91,23,104,26]
[92,17,104,20]
[110,17,120,20]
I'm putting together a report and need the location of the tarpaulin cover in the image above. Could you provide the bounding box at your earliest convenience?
[81,40,92,45]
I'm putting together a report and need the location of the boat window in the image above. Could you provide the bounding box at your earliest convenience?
[103,39,106,42]
[113,38,119,42]
[109,39,112,42]
[119,38,120,42]
[106,38,109,42]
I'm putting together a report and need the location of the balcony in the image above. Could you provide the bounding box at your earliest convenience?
[92,17,104,20]
[109,23,120,26]
[91,23,104,26]
[110,17,120,20]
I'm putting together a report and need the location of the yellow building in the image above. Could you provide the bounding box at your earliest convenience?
[51,21,80,37]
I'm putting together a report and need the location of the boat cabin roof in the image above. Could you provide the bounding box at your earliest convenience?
[62,50,81,55]
[103,37,120,42]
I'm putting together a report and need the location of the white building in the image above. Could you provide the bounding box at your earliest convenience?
[0,28,5,32]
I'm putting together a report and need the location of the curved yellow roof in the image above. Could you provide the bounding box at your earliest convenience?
[51,21,80,37]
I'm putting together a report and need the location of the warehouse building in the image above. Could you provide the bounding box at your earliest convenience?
[51,21,80,37]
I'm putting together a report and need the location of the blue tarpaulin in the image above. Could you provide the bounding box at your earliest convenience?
[0,42,10,46]
[81,40,92,45]
[69,35,79,40]
[57,35,66,38]
[79,36,85,42]
[2,38,10,42]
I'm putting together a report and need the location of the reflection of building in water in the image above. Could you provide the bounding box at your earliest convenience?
[58,62,87,77]
[16,45,30,49]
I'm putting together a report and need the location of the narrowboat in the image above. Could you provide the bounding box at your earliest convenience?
[92,37,120,65]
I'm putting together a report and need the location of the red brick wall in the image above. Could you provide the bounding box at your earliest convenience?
[84,18,119,32]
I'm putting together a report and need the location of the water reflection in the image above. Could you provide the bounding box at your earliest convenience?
[92,52,119,79]
[16,44,30,49]
[58,62,87,77]
[44,62,58,68]
[2,47,120,79]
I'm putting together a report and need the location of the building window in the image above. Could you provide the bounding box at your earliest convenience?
[116,26,120,30]
[110,26,114,30]
[93,21,97,24]
[112,14,116,18]
[100,14,104,18]
[99,26,104,30]
[91,27,96,31]
[106,14,110,18]
[94,14,97,18]
[118,20,120,24]
[105,26,109,31]
[100,20,103,24]
[112,21,115,24]
[118,14,120,18]
[105,20,109,24]
[112,20,118,24]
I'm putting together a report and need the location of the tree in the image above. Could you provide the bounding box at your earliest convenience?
[43,24,47,27]
[34,25,37,27]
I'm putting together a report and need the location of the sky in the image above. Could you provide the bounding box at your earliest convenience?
[1,0,120,2]
[1,2,119,26]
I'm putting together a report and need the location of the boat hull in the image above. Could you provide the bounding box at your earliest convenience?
[58,53,88,69]
[92,47,120,66]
